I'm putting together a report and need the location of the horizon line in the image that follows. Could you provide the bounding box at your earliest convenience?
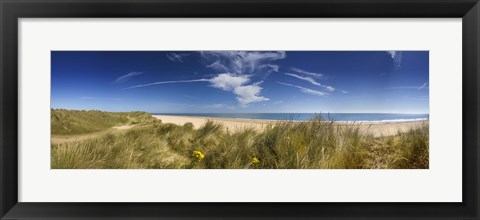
[51,108,428,115]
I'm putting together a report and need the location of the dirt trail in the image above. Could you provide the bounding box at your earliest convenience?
[51,125,136,145]
[112,125,135,130]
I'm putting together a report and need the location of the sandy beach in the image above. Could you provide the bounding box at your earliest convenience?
[153,115,427,137]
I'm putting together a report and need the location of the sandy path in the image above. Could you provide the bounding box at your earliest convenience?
[153,115,426,137]
[112,125,135,130]
[51,125,137,145]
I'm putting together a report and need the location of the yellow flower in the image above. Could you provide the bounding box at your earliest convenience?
[251,157,260,165]
[192,150,205,161]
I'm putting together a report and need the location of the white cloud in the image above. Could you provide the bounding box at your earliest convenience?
[129,51,284,106]
[324,86,335,92]
[387,51,396,59]
[129,73,270,106]
[233,83,269,106]
[199,52,285,106]
[291,67,323,79]
[210,73,249,91]
[125,78,210,89]
[200,51,286,75]
[210,73,269,106]
[166,53,190,62]
[277,81,329,97]
[113,72,142,84]
[206,60,228,72]
[285,73,321,86]
[386,51,402,69]
[284,72,335,92]
[260,64,279,72]
[342,90,349,94]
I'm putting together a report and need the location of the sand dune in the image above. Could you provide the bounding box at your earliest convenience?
[153,115,426,137]
[51,125,138,145]
[51,115,426,145]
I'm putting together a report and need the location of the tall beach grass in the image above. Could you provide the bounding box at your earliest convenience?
[51,109,158,135]
[51,111,429,169]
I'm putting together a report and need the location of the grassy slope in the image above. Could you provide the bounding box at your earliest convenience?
[51,109,159,135]
[51,110,429,169]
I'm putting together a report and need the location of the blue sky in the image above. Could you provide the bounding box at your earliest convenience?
[51,51,429,114]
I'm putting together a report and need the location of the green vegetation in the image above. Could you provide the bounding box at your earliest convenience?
[51,109,159,135]
[51,110,429,169]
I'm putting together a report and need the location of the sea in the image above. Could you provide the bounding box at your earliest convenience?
[152,113,429,123]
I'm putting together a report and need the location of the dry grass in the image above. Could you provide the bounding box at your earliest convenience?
[51,109,158,135]
[51,111,429,169]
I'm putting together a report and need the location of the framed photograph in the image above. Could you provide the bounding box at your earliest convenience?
[1,0,479,219]
[50,50,430,170]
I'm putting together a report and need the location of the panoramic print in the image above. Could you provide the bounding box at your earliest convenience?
[51,51,429,169]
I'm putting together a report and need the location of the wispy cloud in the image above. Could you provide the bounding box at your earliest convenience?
[342,90,349,94]
[388,82,429,90]
[129,52,286,106]
[291,67,324,79]
[285,73,321,86]
[277,81,329,97]
[285,71,335,92]
[417,82,428,90]
[387,51,402,70]
[206,60,227,72]
[126,73,269,106]
[166,52,190,62]
[260,64,279,73]
[125,79,210,89]
[387,51,396,58]
[113,72,142,84]
[199,51,285,105]
[200,51,286,75]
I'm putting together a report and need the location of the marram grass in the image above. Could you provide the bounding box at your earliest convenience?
[51,112,429,169]
[51,109,158,135]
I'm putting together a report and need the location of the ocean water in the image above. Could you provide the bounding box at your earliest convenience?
[152,113,429,123]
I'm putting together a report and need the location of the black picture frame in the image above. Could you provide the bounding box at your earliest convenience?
[1,0,479,219]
